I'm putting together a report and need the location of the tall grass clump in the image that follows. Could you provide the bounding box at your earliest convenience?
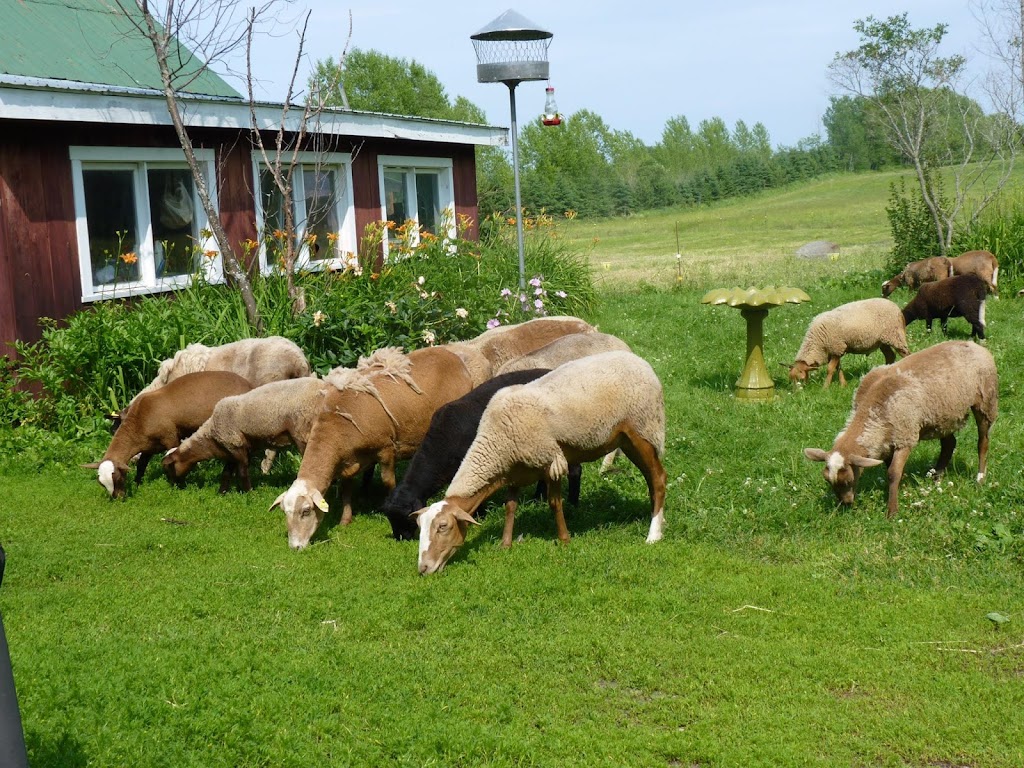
[954,192,1024,288]
[5,214,594,441]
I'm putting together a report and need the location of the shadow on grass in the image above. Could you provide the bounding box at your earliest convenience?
[25,730,88,768]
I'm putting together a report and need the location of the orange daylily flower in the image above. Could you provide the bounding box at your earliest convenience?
[119,252,138,265]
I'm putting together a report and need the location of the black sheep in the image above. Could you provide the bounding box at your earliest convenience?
[902,273,989,339]
[382,368,583,540]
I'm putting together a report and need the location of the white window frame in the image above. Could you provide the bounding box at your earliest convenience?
[252,151,357,274]
[70,146,222,303]
[377,155,456,260]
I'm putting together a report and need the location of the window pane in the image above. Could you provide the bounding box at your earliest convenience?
[383,169,408,230]
[148,168,196,277]
[83,169,139,285]
[303,168,339,262]
[259,168,286,238]
[416,172,441,234]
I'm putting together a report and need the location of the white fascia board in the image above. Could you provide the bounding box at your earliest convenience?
[0,80,508,147]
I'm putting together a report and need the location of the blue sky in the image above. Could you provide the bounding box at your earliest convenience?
[233,1,985,149]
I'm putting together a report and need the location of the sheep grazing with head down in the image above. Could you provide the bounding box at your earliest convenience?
[901,273,989,339]
[804,340,997,518]
[381,368,588,541]
[788,298,909,388]
[881,256,952,297]
[162,376,330,493]
[271,346,476,550]
[416,350,667,575]
[85,371,253,498]
[948,249,999,296]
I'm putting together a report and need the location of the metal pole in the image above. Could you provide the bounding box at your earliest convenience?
[506,81,527,292]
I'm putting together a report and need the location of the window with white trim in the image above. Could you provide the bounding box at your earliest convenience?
[377,155,455,258]
[253,152,357,273]
[70,147,222,302]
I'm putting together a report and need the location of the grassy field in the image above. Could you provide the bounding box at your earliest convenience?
[2,172,1024,767]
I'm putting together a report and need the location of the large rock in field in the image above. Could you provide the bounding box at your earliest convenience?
[796,240,840,259]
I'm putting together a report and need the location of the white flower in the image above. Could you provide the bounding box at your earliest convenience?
[455,307,469,319]
[312,310,326,327]
[385,301,397,314]
[422,329,436,345]
[417,275,426,286]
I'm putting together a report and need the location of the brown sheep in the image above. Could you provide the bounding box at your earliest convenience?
[881,256,952,297]
[85,371,253,498]
[948,250,999,295]
[270,346,476,549]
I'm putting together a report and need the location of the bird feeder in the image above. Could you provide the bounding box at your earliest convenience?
[701,286,811,401]
[542,85,562,126]
[471,9,553,291]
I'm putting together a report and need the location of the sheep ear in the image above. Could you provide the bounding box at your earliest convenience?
[164,447,178,457]
[268,492,287,512]
[803,449,829,463]
[849,455,884,468]
[311,489,329,513]
[453,509,481,526]
[80,462,102,469]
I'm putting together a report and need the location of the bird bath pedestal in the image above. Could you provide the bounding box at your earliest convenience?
[701,286,811,401]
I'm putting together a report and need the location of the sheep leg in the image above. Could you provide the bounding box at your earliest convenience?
[134,452,155,485]
[501,489,519,548]
[885,448,911,519]
[881,345,897,364]
[823,356,841,388]
[619,432,668,543]
[234,450,252,492]
[260,448,277,475]
[973,407,993,484]
[217,462,235,494]
[567,463,582,506]
[545,476,571,544]
[929,435,956,481]
[379,459,397,494]
[340,477,354,526]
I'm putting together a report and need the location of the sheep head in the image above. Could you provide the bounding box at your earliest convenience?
[270,479,329,550]
[415,500,480,575]
[91,459,129,499]
[803,448,883,506]
[881,275,903,297]
[787,361,816,385]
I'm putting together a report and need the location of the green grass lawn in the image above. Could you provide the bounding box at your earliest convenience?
[3,172,1024,767]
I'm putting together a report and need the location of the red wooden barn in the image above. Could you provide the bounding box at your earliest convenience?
[0,0,506,355]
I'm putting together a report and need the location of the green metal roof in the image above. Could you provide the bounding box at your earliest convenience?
[0,0,241,98]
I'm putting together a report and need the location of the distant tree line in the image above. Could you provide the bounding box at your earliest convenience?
[309,47,997,222]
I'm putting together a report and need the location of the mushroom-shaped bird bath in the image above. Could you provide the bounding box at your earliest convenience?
[701,286,811,400]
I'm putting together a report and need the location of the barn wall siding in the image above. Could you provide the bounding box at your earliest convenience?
[0,120,482,351]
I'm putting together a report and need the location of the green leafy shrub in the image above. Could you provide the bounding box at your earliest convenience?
[952,192,1024,288]
[9,215,595,439]
[885,172,945,274]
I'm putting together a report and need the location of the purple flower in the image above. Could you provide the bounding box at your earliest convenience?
[555,290,567,298]
[500,288,512,298]
[487,318,501,329]
[529,277,542,288]
[534,298,544,309]
[534,287,545,296]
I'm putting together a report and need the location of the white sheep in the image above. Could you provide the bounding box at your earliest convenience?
[133,336,310,402]
[462,316,596,370]
[804,340,998,518]
[162,376,330,492]
[788,298,909,387]
[494,331,631,375]
[416,350,667,574]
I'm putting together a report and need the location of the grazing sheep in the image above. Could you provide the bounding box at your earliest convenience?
[949,250,999,295]
[881,256,952,297]
[494,331,631,375]
[463,316,596,371]
[804,340,997,518]
[901,274,989,339]
[788,298,909,388]
[132,336,310,402]
[416,350,667,575]
[84,372,253,498]
[382,368,585,541]
[270,346,476,550]
[162,377,330,493]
